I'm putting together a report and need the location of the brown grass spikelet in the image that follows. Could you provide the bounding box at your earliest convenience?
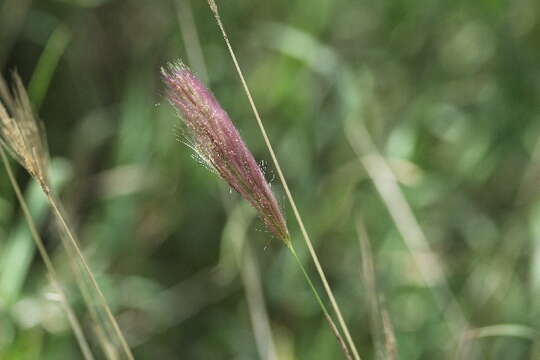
[0,71,49,191]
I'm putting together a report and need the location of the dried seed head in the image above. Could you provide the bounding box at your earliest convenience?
[0,72,49,190]
[162,61,289,243]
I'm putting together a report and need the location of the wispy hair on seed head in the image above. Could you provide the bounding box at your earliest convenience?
[161,61,289,243]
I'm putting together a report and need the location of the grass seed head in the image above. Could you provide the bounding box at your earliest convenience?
[0,72,49,191]
[162,61,289,243]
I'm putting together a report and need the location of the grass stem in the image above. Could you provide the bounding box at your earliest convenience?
[44,192,134,360]
[287,243,353,360]
[206,1,361,358]
[0,146,95,360]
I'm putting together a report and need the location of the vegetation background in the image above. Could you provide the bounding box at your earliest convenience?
[1,0,540,359]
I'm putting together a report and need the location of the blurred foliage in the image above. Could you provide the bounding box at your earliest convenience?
[1,0,540,359]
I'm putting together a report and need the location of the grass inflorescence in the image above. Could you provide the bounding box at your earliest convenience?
[0,72,133,360]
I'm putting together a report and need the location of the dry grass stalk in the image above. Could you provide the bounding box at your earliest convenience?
[0,72,133,360]
[0,146,95,360]
[46,195,134,359]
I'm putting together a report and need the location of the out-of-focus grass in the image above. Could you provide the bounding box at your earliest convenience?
[1,0,540,359]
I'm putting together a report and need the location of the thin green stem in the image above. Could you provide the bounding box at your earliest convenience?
[287,242,353,360]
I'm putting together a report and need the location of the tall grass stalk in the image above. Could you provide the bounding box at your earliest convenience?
[0,146,95,360]
[0,72,133,360]
[205,1,361,358]
[56,225,120,360]
[44,191,134,360]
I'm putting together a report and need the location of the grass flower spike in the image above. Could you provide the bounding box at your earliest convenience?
[162,62,289,243]
[163,60,355,359]
[0,72,49,190]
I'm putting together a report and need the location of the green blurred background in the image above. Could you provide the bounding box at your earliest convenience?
[1,0,540,359]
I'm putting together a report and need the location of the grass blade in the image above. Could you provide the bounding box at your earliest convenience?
[345,116,468,347]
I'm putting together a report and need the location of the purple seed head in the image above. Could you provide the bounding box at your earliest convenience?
[161,61,289,243]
